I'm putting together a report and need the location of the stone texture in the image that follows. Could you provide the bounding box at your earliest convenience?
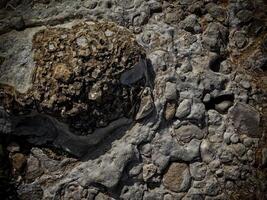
[173,124,204,143]
[175,99,192,119]
[230,103,261,138]
[11,153,26,171]
[163,162,191,192]
[0,0,266,199]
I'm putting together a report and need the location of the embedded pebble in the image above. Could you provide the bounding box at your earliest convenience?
[175,99,192,119]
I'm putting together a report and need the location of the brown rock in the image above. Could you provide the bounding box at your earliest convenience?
[11,153,26,171]
[24,21,147,135]
[163,162,191,192]
[25,155,43,181]
[53,63,72,82]
[164,101,177,121]
[173,124,204,143]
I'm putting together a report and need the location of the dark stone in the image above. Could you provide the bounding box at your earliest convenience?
[17,183,43,200]
[230,103,261,138]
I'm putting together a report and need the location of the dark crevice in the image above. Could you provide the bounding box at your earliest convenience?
[209,55,226,72]
[204,94,234,110]
[259,58,267,72]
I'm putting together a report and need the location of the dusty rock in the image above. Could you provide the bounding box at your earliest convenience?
[180,14,201,34]
[121,183,145,200]
[143,163,157,182]
[11,153,26,171]
[163,162,191,192]
[229,103,261,138]
[175,99,192,119]
[17,183,43,200]
[189,162,207,181]
[135,87,154,120]
[187,102,205,122]
[0,0,266,199]
[173,124,204,143]
[202,22,229,53]
[165,82,177,100]
[224,165,240,180]
[200,140,215,163]
[95,192,113,200]
[215,101,233,113]
[25,155,43,181]
[164,101,176,121]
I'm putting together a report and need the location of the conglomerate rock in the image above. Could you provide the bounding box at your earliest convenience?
[31,21,147,135]
[0,0,267,200]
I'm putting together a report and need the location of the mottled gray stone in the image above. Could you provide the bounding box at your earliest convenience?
[232,143,246,157]
[230,134,239,144]
[190,162,207,181]
[200,140,215,163]
[175,99,192,119]
[171,139,201,161]
[224,165,240,180]
[95,192,114,200]
[187,102,205,122]
[206,4,226,22]
[229,103,261,138]
[135,88,155,120]
[233,31,248,49]
[215,101,233,113]
[180,14,201,33]
[128,164,142,177]
[208,110,222,126]
[219,147,234,163]
[0,27,42,93]
[165,82,178,100]
[173,124,204,143]
[143,188,164,200]
[202,22,229,53]
[25,155,43,181]
[152,152,170,172]
[204,177,220,196]
[121,183,145,200]
[236,10,253,24]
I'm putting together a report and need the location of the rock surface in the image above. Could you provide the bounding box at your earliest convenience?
[0,0,267,199]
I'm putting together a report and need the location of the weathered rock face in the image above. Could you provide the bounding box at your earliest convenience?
[163,162,191,192]
[0,0,267,200]
[229,103,261,138]
[27,21,146,135]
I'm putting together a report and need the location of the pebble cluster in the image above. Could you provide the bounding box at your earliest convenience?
[0,0,267,200]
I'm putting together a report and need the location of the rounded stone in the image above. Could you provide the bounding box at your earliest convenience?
[163,162,191,192]
[175,99,192,119]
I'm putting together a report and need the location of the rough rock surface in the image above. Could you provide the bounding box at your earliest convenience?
[0,0,267,200]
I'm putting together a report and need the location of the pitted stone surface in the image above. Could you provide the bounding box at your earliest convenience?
[0,0,267,199]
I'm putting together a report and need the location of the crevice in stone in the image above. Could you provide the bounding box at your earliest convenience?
[204,94,234,111]
[209,54,226,72]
